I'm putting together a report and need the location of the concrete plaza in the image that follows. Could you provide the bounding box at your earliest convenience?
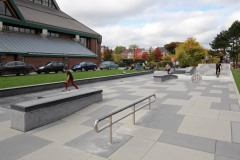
[0,64,240,160]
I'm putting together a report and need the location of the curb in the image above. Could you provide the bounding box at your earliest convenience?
[230,70,240,106]
[0,71,153,98]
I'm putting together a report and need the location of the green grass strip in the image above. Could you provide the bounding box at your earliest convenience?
[231,69,240,94]
[0,70,141,89]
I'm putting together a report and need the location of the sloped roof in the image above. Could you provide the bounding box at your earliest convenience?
[159,47,172,54]
[12,0,100,38]
[0,32,97,57]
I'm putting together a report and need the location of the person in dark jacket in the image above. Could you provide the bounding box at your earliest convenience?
[216,61,221,77]
[62,67,78,91]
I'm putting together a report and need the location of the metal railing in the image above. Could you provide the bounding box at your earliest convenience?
[93,94,156,144]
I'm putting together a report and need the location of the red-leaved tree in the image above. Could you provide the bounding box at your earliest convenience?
[154,47,162,62]
[142,52,148,60]
[133,48,142,59]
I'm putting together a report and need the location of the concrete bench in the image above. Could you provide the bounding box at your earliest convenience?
[185,67,196,75]
[11,88,102,132]
[153,71,178,82]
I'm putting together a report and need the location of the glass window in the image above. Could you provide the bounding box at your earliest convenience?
[0,1,5,15]
[20,28,25,33]
[3,25,7,30]
[80,37,87,47]
[16,61,25,66]
[25,29,30,33]
[6,62,15,67]
[8,26,13,31]
[30,30,35,34]
[6,7,11,16]
[0,1,13,17]
[13,27,19,32]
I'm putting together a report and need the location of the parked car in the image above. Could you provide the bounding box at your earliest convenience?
[36,62,67,74]
[99,61,119,70]
[0,61,35,76]
[72,62,97,72]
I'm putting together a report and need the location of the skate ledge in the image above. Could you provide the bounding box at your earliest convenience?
[153,71,178,82]
[11,88,102,132]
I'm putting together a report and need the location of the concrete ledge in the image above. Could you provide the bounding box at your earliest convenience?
[11,88,102,132]
[185,67,196,75]
[0,71,152,98]
[153,71,178,82]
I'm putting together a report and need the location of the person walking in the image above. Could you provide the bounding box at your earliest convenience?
[216,61,221,77]
[62,67,78,91]
[165,63,171,74]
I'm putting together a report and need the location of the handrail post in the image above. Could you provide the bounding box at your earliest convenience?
[109,116,113,144]
[132,105,135,125]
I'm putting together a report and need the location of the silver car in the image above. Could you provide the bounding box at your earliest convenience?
[99,61,118,70]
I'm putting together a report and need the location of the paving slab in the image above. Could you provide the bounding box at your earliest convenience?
[178,116,231,142]
[141,142,214,160]
[216,141,240,160]
[158,131,216,153]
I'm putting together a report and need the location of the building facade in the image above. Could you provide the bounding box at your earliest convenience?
[0,0,102,67]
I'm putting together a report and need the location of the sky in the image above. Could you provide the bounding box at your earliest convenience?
[56,0,240,50]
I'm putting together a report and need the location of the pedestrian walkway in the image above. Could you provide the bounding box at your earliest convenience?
[0,64,240,160]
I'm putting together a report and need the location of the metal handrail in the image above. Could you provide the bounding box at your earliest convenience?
[93,94,156,144]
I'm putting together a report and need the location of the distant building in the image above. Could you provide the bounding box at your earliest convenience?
[120,48,148,60]
[101,46,109,59]
[0,0,102,67]
[158,47,172,55]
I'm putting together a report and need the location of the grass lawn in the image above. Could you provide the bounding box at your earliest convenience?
[0,70,142,89]
[231,69,240,93]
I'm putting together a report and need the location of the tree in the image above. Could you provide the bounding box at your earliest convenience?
[228,20,240,68]
[113,53,123,63]
[175,37,207,66]
[210,20,240,68]
[210,30,229,52]
[148,47,154,63]
[114,46,126,54]
[133,48,142,59]
[142,52,148,60]
[162,54,171,62]
[129,44,139,50]
[102,49,113,61]
[164,42,181,54]
[153,47,162,62]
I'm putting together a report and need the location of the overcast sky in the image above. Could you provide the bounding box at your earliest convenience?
[56,0,240,49]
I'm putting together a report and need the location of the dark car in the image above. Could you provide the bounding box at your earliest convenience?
[0,61,35,76]
[72,62,97,72]
[99,61,119,70]
[36,62,67,74]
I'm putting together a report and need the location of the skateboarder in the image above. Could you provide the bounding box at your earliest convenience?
[62,67,78,91]
[216,61,221,77]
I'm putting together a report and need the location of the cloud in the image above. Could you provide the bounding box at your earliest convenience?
[57,0,240,49]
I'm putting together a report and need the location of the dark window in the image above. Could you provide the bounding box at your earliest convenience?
[16,61,25,66]
[6,62,15,67]
[28,0,56,9]
[13,27,19,32]
[52,62,57,66]
[58,62,64,66]
[0,0,13,17]
[3,24,37,35]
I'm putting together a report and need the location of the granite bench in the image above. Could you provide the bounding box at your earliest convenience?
[11,88,102,132]
[153,71,178,82]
